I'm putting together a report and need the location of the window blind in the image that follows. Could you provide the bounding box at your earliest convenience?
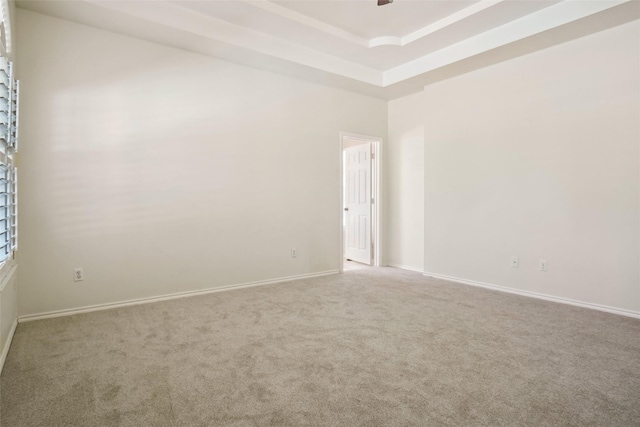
[0,56,18,263]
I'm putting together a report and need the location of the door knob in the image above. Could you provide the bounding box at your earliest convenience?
[344,208,349,211]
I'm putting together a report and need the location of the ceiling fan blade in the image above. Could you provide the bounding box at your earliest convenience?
[377,0,393,5]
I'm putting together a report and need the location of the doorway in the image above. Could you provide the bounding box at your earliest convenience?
[339,132,381,272]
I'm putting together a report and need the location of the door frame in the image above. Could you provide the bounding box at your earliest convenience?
[339,132,382,272]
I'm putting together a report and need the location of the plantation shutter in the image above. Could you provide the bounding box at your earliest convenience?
[0,56,18,263]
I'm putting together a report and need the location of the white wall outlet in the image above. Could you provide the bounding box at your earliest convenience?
[74,268,84,282]
[511,256,519,268]
[291,248,297,258]
[540,260,548,272]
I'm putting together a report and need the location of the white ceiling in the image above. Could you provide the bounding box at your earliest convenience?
[15,0,639,99]
[271,1,480,39]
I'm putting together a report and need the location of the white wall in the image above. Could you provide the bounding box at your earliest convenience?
[387,92,424,271]
[421,20,640,313]
[16,10,386,317]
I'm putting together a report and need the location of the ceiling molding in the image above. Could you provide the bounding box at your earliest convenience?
[242,0,507,49]
[239,0,369,47]
[372,0,505,47]
[16,0,638,99]
[90,0,383,85]
[383,0,632,86]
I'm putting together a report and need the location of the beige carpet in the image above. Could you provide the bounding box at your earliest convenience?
[1,268,639,426]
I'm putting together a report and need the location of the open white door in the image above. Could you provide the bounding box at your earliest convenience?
[344,143,372,265]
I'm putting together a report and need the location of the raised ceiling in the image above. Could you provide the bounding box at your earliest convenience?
[16,0,639,99]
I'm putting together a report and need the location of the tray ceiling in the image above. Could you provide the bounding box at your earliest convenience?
[16,0,639,99]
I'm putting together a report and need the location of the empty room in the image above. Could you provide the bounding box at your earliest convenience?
[0,0,639,425]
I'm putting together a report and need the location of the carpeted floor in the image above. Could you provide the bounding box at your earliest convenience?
[1,268,639,426]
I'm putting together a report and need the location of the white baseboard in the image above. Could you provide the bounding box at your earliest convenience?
[0,318,17,375]
[388,263,423,273]
[424,271,640,320]
[19,270,339,323]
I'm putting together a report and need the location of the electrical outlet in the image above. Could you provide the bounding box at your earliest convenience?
[291,248,297,258]
[74,268,84,282]
[540,260,548,272]
[511,256,519,268]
